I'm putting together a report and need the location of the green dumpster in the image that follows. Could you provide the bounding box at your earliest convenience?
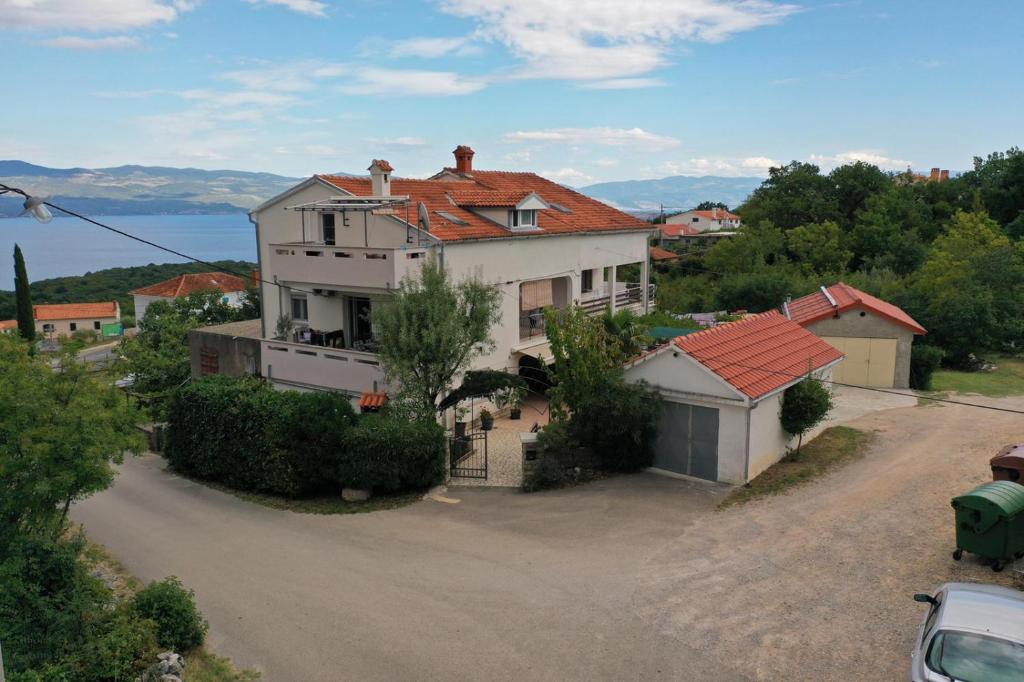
[951,481,1024,571]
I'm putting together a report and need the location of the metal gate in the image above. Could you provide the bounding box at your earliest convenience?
[450,431,488,479]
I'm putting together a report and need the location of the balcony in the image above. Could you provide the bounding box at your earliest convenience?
[262,339,387,394]
[269,243,427,290]
[579,282,654,315]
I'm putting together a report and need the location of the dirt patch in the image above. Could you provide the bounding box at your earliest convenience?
[630,397,1024,681]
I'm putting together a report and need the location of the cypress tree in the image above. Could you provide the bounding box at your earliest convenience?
[13,244,35,341]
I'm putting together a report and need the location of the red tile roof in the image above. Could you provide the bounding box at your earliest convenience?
[673,310,844,400]
[33,302,119,321]
[358,391,388,411]
[131,272,249,298]
[450,190,531,207]
[691,209,740,221]
[0,319,17,330]
[786,282,926,334]
[318,172,651,242]
[370,159,394,172]
[649,246,681,261]
[659,223,701,238]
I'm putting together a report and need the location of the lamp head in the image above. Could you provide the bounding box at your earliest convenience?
[22,196,53,223]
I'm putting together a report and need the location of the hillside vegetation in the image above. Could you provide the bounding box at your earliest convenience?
[655,147,1024,368]
[0,260,257,319]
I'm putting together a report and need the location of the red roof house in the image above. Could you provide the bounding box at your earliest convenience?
[132,272,250,321]
[784,283,925,388]
[625,311,844,484]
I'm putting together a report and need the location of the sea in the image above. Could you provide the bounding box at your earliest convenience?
[0,213,257,285]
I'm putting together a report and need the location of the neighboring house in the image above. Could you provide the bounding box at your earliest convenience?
[649,246,681,263]
[664,208,741,232]
[0,319,17,334]
[188,318,262,379]
[34,302,121,337]
[251,145,655,398]
[624,311,844,484]
[784,282,926,389]
[658,222,701,245]
[131,272,250,321]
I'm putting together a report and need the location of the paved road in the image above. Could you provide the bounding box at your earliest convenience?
[73,458,739,681]
[72,394,1024,681]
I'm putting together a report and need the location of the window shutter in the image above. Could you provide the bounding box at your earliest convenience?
[520,279,554,310]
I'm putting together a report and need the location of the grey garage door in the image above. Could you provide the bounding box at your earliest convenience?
[652,402,720,481]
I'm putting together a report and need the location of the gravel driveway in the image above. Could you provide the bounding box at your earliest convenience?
[72,395,1024,681]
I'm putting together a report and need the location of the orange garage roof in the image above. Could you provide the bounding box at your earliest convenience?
[786,282,926,335]
[33,302,119,321]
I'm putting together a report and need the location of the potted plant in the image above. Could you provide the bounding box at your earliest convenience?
[454,405,469,437]
[479,408,494,431]
[509,386,526,420]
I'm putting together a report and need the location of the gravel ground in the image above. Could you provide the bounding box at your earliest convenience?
[629,395,1024,681]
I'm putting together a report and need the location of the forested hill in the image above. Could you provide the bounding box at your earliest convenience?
[0,260,257,320]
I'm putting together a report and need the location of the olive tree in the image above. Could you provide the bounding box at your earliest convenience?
[372,256,500,417]
[779,377,834,454]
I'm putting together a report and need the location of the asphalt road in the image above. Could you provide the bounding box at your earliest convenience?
[73,457,738,681]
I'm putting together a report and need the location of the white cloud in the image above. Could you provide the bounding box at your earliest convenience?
[367,136,430,148]
[220,60,347,93]
[540,167,593,185]
[339,68,487,96]
[658,155,778,177]
[439,0,799,81]
[389,36,479,58]
[811,150,912,170]
[93,88,165,98]
[578,78,667,90]
[243,0,327,16]
[43,35,142,49]
[595,158,619,167]
[503,127,680,150]
[0,0,197,31]
[741,156,780,170]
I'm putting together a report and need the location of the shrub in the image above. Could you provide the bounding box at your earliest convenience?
[780,378,834,453]
[341,414,446,491]
[72,328,97,342]
[568,379,660,472]
[523,455,575,493]
[121,314,137,328]
[910,344,945,390]
[132,577,208,652]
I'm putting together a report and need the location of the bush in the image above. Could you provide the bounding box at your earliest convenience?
[568,379,660,472]
[165,376,356,496]
[523,455,575,493]
[910,344,945,390]
[780,378,833,452]
[132,577,208,651]
[71,328,97,342]
[342,414,446,491]
[121,314,137,328]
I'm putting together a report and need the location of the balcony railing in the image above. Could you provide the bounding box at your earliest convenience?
[518,284,655,341]
[262,338,386,394]
[268,243,428,290]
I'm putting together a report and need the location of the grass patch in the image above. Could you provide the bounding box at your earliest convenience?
[188,476,422,515]
[81,541,261,680]
[931,356,1024,397]
[718,426,874,509]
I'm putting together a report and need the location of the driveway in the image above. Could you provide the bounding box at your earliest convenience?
[72,396,1024,681]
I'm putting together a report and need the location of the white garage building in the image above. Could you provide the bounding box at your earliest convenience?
[785,283,926,389]
[624,311,844,485]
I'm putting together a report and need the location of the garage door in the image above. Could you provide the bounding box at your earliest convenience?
[822,337,898,388]
[652,402,719,481]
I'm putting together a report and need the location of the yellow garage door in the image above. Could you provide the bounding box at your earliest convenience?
[822,337,898,388]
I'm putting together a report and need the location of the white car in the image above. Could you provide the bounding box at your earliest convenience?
[911,583,1024,681]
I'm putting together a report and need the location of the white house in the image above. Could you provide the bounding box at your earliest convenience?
[665,208,741,232]
[624,311,844,485]
[131,272,250,321]
[250,146,655,399]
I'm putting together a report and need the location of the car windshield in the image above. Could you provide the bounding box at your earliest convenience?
[927,630,1024,682]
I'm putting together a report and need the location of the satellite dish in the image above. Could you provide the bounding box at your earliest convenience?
[417,202,431,232]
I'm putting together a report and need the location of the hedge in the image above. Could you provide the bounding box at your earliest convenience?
[165,376,445,497]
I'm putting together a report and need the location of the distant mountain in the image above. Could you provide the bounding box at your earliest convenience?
[578,175,764,212]
[0,160,306,217]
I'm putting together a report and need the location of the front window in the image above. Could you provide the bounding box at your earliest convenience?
[510,209,537,229]
[93,321,101,330]
[322,213,336,245]
[926,630,1024,682]
[70,322,77,332]
[291,295,308,322]
[581,269,593,293]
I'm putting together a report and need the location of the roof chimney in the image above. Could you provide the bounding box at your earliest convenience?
[940,169,949,181]
[453,145,474,174]
[930,167,941,181]
[368,159,393,196]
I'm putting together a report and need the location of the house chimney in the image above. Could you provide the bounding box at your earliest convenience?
[368,159,393,196]
[930,167,941,181]
[453,145,475,174]
[940,169,950,181]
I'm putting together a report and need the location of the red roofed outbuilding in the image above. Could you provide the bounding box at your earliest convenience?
[784,282,925,389]
[624,311,844,484]
[131,272,250,321]
[33,301,121,337]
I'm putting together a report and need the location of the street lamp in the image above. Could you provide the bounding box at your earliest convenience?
[0,182,53,223]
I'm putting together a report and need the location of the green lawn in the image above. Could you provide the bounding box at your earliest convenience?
[718,426,874,509]
[930,356,1024,397]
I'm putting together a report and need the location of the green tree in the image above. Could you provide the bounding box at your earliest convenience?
[544,306,623,421]
[372,256,500,416]
[779,377,833,454]
[239,282,261,319]
[703,220,787,274]
[828,161,891,226]
[118,291,243,402]
[785,221,853,276]
[694,200,729,211]
[715,270,808,313]
[737,162,840,229]
[961,147,1024,227]
[600,308,647,358]
[13,244,34,342]
[0,335,143,551]
[849,189,929,273]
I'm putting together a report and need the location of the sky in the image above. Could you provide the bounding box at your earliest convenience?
[1,0,1021,185]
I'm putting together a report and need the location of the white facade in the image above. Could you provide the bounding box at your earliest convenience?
[134,290,243,321]
[665,209,741,232]
[252,176,653,397]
